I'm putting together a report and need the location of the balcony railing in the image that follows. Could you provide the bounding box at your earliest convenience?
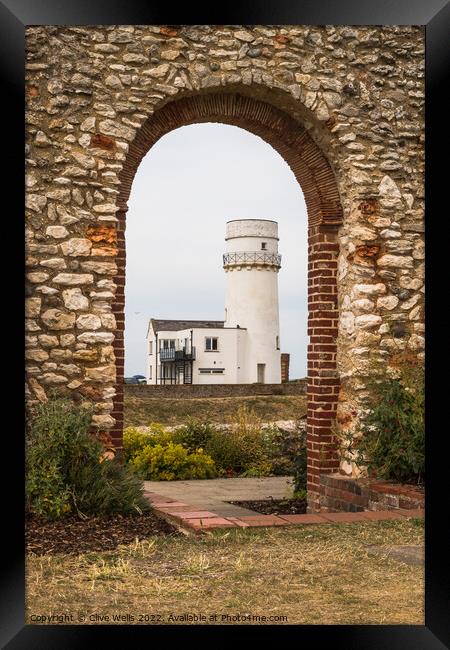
[223,252,281,268]
[160,346,196,361]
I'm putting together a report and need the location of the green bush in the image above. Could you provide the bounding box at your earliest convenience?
[204,406,268,476]
[26,397,149,520]
[292,431,307,494]
[123,423,174,461]
[355,358,425,484]
[240,460,274,478]
[122,409,309,483]
[267,420,309,493]
[144,422,175,446]
[123,427,152,462]
[129,442,217,481]
[261,423,306,477]
[172,418,217,453]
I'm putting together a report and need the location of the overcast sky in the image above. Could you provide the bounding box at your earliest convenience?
[124,122,308,379]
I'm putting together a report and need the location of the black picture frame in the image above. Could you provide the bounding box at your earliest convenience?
[4,0,449,646]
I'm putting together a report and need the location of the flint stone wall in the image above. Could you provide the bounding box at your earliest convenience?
[124,381,307,399]
[25,25,424,487]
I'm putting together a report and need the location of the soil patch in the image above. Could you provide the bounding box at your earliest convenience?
[228,497,307,515]
[26,510,180,556]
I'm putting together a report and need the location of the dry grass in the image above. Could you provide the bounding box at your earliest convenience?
[124,393,307,426]
[26,518,424,625]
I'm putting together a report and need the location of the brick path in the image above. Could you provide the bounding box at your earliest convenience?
[143,477,424,533]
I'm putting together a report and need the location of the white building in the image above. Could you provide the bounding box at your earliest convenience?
[146,219,283,384]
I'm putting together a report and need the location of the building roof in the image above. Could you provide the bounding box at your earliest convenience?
[150,319,225,333]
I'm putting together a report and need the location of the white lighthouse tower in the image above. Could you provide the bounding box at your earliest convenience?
[223,219,282,384]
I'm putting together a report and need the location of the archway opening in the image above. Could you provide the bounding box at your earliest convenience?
[124,122,308,384]
[113,92,343,511]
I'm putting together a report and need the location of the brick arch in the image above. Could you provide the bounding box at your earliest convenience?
[117,93,342,226]
[113,92,343,511]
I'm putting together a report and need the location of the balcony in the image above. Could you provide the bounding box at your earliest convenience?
[223,251,281,269]
[160,346,196,362]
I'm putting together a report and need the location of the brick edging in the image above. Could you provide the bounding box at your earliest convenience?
[144,490,424,533]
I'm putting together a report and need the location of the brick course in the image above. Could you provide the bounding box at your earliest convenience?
[319,473,425,513]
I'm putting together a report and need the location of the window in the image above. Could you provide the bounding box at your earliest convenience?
[205,337,218,351]
[276,335,280,350]
[199,368,224,374]
[149,365,152,380]
[261,242,267,250]
[149,341,153,355]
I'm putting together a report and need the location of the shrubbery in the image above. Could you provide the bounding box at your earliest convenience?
[122,427,152,462]
[171,418,216,453]
[204,406,269,476]
[342,356,425,484]
[123,421,218,480]
[26,397,149,520]
[122,406,308,482]
[129,442,217,481]
[360,359,424,483]
[262,421,306,478]
[288,423,307,495]
[123,423,173,462]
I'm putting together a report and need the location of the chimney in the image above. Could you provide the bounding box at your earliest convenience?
[281,353,290,383]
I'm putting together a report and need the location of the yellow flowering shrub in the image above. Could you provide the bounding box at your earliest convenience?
[129,442,217,481]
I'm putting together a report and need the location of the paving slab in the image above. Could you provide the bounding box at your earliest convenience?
[144,476,294,498]
[144,476,294,517]
[365,544,424,566]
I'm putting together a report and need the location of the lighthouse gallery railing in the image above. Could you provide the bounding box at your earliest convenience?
[223,252,281,268]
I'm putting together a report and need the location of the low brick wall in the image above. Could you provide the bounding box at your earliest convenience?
[125,381,306,399]
[319,473,425,513]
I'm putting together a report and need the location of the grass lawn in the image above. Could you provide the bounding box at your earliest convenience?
[26,518,424,625]
[124,393,307,427]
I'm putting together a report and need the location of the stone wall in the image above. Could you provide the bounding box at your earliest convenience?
[25,25,424,508]
[125,381,306,399]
